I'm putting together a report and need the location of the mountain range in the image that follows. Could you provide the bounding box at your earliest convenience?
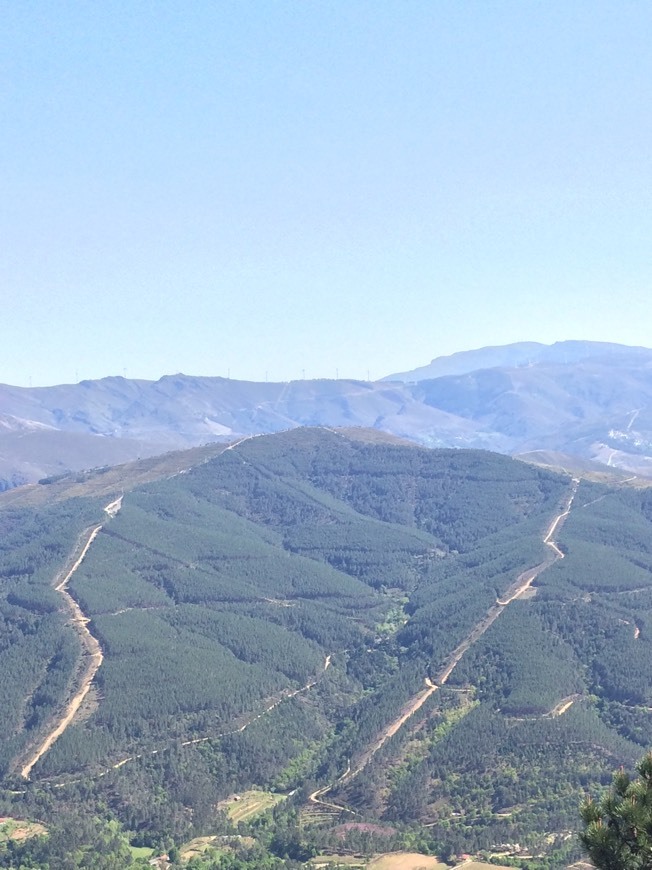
[383,339,652,381]
[2,339,651,488]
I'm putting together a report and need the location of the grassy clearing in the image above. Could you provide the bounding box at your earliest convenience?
[128,844,154,860]
[0,818,47,842]
[220,790,286,823]
[368,854,446,870]
[376,598,409,638]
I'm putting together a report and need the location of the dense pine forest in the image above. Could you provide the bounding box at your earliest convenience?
[1,428,651,868]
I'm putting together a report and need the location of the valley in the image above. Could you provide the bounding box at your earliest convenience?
[1,428,652,868]
[309,475,579,817]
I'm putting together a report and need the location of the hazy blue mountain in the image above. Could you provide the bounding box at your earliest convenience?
[414,357,652,471]
[2,340,652,486]
[0,428,168,492]
[0,376,506,488]
[383,340,652,381]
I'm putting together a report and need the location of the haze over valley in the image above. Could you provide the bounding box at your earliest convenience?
[2,340,652,491]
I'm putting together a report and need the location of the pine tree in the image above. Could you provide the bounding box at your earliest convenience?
[580,754,652,870]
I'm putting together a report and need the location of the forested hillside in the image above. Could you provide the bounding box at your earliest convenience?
[0,428,650,868]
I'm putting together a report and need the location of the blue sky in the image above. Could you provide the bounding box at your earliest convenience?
[2,1,651,386]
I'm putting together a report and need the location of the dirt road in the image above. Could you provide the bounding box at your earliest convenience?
[42,653,333,789]
[497,479,578,605]
[103,495,123,518]
[547,695,579,717]
[19,497,123,779]
[310,479,579,808]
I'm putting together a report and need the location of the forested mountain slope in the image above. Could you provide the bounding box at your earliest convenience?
[0,428,651,864]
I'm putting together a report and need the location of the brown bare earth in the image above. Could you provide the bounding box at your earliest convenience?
[311,857,366,869]
[456,862,514,870]
[547,695,581,718]
[179,836,222,862]
[368,854,447,870]
[0,818,47,843]
[19,496,124,779]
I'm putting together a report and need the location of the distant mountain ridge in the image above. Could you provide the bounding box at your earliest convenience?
[383,340,652,381]
[2,340,652,487]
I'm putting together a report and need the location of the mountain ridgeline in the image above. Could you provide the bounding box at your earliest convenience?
[2,428,652,864]
[2,340,652,490]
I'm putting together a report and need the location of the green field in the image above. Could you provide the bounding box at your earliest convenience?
[128,844,154,860]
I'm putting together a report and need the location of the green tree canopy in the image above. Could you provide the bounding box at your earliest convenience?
[581,753,652,870]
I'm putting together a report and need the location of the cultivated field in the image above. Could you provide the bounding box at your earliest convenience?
[311,856,366,868]
[179,835,224,862]
[220,789,286,823]
[310,855,446,870]
[368,854,448,870]
[455,863,513,870]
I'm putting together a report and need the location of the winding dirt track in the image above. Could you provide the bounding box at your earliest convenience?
[19,473,331,786]
[24,654,334,792]
[19,498,122,779]
[18,439,254,781]
[19,469,579,802]
[100,654,333,777]
[309,479,579,811]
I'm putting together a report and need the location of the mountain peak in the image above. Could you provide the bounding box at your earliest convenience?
[383,340,652,382]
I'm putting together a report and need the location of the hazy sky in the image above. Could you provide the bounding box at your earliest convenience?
[2,1,652,386]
